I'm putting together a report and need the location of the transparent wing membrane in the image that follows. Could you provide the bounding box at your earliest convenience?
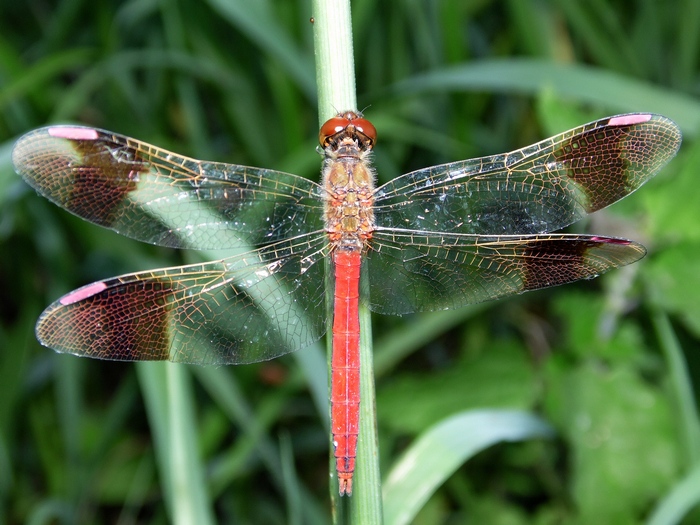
[365,230,645,315]
[374,114,680,235]
[36,234,330,364]
[12,126,324,250]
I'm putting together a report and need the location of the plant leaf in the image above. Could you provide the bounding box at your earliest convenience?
[383,410,553,525]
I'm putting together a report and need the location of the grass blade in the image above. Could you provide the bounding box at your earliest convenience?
[205,0,315,98]
[394,59,700,136]
[647,464,700,525]
[166,364,215,525]
[137,362,215,525]
[652,312,700,465]
[383,410,554,525]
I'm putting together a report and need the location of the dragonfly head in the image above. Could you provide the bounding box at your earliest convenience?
[319,111,376,151]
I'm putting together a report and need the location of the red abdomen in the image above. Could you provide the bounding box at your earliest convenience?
[331,249,362,495]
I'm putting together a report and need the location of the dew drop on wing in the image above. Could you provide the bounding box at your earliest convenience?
[299,257,314,275]
[255,268,271,279]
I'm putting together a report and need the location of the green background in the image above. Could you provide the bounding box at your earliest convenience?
[1,0,700,523]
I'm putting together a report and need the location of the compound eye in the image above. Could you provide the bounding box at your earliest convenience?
[319,117,350,146]
[352,118,377,145]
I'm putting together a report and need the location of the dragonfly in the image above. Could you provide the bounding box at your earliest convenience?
[13,112,681,495]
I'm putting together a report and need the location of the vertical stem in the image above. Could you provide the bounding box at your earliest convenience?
[138,362,215,525]
[354,301,383,519]
[312,0,383,522]
[313,0,357,119]
[652,312,700,465]
[167,364,215,525]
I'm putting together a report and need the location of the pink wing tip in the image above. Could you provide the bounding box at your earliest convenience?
[589,236,632,245]
[48,126,100,140]
[59,281,108,305]
[607,114,652,126]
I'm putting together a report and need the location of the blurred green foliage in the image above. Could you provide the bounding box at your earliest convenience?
[1,0,700,524]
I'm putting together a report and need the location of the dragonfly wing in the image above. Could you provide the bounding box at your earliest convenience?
[374,114,680,235]
[365,229,645,315]
[36,234,330,365]
[12,126,324,249]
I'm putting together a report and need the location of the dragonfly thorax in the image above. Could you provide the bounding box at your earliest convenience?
[321,114,377,250]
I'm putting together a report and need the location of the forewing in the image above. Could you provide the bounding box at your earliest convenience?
[374,114,680,235]
[365,230,646,315]
[12,126,324,249]
[36,234,330,365]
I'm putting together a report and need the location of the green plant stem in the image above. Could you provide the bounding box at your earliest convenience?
[354,302,383,517]
[167,363,215,525]
[137,362,215,525]
[312,0,383,521]
[652,312,700,465]
[313,0,357,119]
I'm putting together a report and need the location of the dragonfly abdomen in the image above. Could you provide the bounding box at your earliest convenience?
[330,249,362,495]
